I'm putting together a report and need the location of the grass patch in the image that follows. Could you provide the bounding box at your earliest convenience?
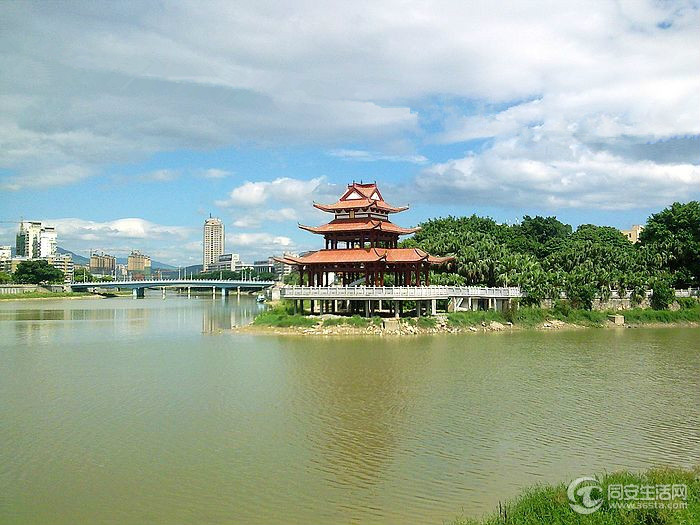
[453,466,699,525]
[345,315,370,327]
[623,306,700,324]
[0,291,93,300]
[253,307,316,327]
[416,316,437,328]
[322,317,345,326]
[448,305,700,329]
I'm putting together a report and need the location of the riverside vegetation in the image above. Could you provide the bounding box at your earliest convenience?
[248,299,700,335]
[452,467,699,525]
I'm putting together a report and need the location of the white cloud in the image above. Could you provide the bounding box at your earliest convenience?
[227,233,293,247]
[140,169,180,182]
[417,133,700,210]
[0,0,697,212]
[328,149,427,164]
[232,208,299,228]
[200,168,233,179]
[49,218,193,240]
[0,164,93,191]
[216,176,329,208]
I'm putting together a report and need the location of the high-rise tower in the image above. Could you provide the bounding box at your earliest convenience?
[203,217,225,272]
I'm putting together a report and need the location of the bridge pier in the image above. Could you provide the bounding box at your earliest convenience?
[187,287,191,298]
[132,288,145,299]
[162,287,166,299]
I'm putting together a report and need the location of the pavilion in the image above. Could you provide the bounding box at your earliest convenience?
[274,182,454,288]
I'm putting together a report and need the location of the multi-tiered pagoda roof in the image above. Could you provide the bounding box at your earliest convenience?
[276,182,453,286]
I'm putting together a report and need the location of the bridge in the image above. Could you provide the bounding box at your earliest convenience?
[70,279,276,298]
[281,285,523,316]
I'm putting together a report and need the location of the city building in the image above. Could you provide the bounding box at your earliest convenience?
[38,226,57,257]
[0,245,11,259]
[253,258,276,275]
[89,252,117,277]
[620,224,644,243]
[116,264,128,279]
[47,254,74,283]
[207,253,247,273]
[16,221,57,258]
[0,257,25,274]
[203,216,225,271]
[127,250,151,279]
[16,220,57,258]
[274,182,453,286]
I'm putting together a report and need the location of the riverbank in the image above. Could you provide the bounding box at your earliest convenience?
[0,291,96,300]
[0,291,132,300]
[451,466,699,525]
[238,303,700,336]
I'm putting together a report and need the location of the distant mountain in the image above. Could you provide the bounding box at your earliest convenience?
[57,247,89,265]
[159,265,202,278]
[57,246,176,269]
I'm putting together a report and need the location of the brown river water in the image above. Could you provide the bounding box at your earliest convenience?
[1,293,699,524]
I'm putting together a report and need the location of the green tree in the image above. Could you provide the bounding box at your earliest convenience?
[13,260,64,284]
[640,201,700,287]
[283,272,300,285]
[509,215,572,258]
[650,276,675,310]
[0,271,12,284]
[73,267,94,282]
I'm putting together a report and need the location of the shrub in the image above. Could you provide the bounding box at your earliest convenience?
[650,278,675,310]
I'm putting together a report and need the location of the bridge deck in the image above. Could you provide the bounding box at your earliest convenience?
[281,285,522,301]
[70,279,275,290]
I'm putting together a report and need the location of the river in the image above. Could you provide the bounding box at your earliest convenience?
[1,294,699,524]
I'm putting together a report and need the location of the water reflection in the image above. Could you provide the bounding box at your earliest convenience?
[0,293,264,343]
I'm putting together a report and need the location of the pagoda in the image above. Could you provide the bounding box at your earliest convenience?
[275,182,453,287]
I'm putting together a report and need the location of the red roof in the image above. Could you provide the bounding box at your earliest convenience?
[314,182,408,213]
[299,218,420,235]
[274,248,454,266]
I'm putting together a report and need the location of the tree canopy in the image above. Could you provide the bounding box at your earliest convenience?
[13,260,65,284]
[404,201,699,309]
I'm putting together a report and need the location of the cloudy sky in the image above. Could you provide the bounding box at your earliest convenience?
[1,0,698,265]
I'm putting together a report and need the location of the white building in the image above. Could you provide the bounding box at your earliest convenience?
[203,217,225,272]
[208,253,248,272]
[39,226,57,257]
[16,221,57,258]
[0,245,11,259]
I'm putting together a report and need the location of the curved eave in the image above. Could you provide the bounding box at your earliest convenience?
[298,221,421,236]
[427,255,456,265]
[312,201,409,213]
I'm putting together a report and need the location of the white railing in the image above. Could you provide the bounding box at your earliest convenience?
[281,285,522,299]
[70,279,275,286]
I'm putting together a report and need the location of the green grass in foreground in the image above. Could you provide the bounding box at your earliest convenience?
[454,466,699,525]
[0,291,93,299]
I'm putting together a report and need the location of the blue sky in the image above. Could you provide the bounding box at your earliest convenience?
[1,1,699,265]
